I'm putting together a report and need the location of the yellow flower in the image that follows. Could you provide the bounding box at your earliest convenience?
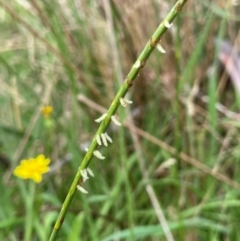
[13,155,50,183]
[41,105,53,118]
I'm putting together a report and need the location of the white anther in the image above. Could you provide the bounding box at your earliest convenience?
[87,167,94,177]
[77,185,88,194]
[104,132,112,143]
[164,20,172,29]
[96,135,102,145]
[101,133,108,146]
[120,98,133,107]
[133,60,141,68]
[80,169,89,182]
[95,113,107,123]
[93,150,105,160]
[156,44,166,54]
[111,116,121,126]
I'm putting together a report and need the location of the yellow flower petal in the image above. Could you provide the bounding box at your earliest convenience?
[32,173,42,183]
[41,106,53,118]
[13,154,51,183]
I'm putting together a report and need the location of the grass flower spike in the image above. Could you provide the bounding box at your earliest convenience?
[41,105,53,118]
[13,154,50,183]
[49,1,189,240]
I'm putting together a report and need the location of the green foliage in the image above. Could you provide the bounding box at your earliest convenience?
[0,0,240,240]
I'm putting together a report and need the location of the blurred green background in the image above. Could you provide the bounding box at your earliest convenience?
[1,0,240,240]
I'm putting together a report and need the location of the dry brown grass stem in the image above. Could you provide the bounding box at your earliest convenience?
[127,110,175,241]
[0,1,102,100]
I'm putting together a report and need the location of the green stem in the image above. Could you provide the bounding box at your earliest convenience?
[48,1,189,240]
[24,181,36,241]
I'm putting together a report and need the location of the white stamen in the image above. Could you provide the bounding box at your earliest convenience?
[80,169,89,182]
[133,60,141,68]
[156,44,166,54]
[120,98,127,107]
[93,150,105,159]
[111,116,121,126]
[96,135,102,145]
[120,98,133,107]
[124,99,133,104]
[164,20,172,29]
[85,147,89,152]
[87,167,94,177]
[77,185,88,194]
[95,113,107,123]
[101,133,108,146]
[104,132,113,143]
